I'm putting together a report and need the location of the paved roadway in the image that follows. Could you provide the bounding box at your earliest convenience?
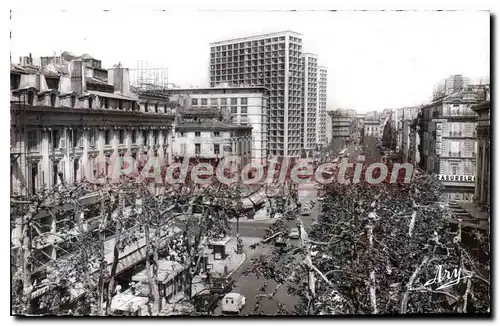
[229,220,272,238]
[213,182,321,315]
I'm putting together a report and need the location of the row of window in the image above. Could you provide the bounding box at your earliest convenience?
[178,131,221,138]
[19,91,170,114]
[194,143,219,155]
[185,143,250,156]
[192,98,248,106]
[211,36,291,52]
[23,129,168,151]
[211,47,286,58]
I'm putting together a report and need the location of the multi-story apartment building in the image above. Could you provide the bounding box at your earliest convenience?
[328,110,353,140]
[166,86,269,161]
[472,93,491,210]
[355,113,365,130]
[419,77,489,202]
[364,111,381,138]
[317,66,328,146]
[325,110,333,145]
[408,117,420,167]
[399,106,421,163]
[10,55,178,302]
[301,53,318,152]
[172,108,253,167]
[209,31,304,157]
[10,61,175,196]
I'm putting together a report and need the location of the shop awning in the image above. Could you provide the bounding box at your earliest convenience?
[132,260,185,284]
[104,226,182,274]
[241,190,266,209]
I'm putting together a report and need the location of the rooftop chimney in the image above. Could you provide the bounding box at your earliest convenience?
[69,60,86,95]
[109,64,130,96]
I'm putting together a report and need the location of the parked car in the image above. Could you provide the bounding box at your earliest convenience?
[274,212,283,219]
[209,272,234,295]
[221,293,246,315]
[289,228,300,239]
[193,290,220,315]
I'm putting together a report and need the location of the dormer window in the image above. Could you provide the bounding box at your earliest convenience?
[71,95,76,108]
[104,98,109,109]
[88,97,93,109]
[118,100,123,110]
[50,93,57,107]
[155,103,158,113]
[145,102,149,112]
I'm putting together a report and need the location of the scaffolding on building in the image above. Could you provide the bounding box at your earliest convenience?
[130,61,169,97]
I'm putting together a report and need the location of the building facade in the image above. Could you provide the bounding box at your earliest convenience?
[301,53,318,151]
[390,106,422,162]
[317,66,328,146]
[172,108,253,167]
[364,111,381,138]
[209,31,304,157]
[10,62,175,196]
[10,55,178,301]
[325,109,333,145]
[328,110,353,140]
[408,117,420,166]
[419,77,489,202]
[472,96,491,210]
[166,86,269,161]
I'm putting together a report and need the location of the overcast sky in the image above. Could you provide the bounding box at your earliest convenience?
[10,10,490,113]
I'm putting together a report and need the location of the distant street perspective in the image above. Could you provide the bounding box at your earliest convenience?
[10,10,490,317]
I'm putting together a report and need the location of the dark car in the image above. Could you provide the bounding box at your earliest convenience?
[193,291,220,315]
[209,273,234,295]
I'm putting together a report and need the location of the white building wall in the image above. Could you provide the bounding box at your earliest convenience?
[173,129,252,165]
[209,31,304,157]
[175,91,268,161]
[173,130,232,158]
[317,67,328,145]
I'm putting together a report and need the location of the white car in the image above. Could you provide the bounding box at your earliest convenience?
[221,293,246,314]
[300,207,312,216]
[289,228,300,239]
[274,213,283,219]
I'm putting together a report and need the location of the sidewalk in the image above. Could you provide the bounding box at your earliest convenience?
[208,237,246,277]
[253,207,270,220]
[191,236,247,297]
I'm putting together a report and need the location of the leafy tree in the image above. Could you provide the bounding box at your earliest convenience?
[11,178,111,315]
[245,139,490,315]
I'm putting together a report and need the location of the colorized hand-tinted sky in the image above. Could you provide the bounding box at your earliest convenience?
[10,10,490,113]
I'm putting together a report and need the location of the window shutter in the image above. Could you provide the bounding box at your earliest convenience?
[440,161,445,174]
[441,140,449,156]
[465,123,473,137]
[442,122,449,137]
